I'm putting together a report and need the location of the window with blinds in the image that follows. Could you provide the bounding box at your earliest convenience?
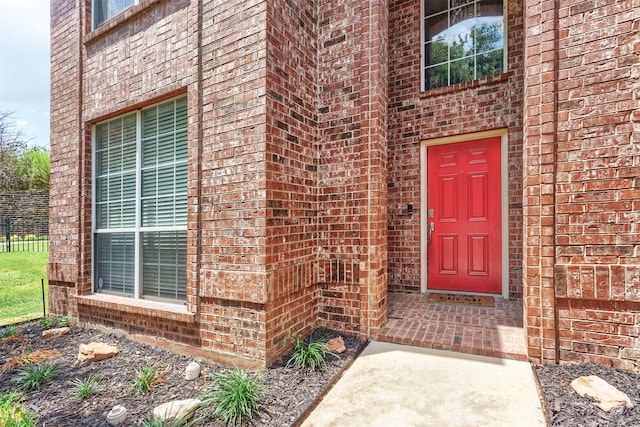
[93,0,137,29]
[93,97,188,302]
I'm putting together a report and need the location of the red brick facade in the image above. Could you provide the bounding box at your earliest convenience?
[49,0,640,369]
[524,0,640,370]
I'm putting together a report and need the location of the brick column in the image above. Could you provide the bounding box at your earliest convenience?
[48,0,83,316]
[522,0,559,363]
[358,0,389,336]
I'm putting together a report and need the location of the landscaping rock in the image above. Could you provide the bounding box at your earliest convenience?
[42,327,71,340]
[78,342,118,362]
[152,398,201,422]
[185,361,201,380]
[570,375,634,412]
[326,336,346,354]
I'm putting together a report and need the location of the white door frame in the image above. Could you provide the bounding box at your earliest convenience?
[420,129,509,298]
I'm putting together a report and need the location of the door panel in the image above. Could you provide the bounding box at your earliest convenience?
[427,137,502,294]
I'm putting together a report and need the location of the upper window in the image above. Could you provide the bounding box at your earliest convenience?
[93,97,188,302]
[422,0,505,90]
[93,0,137,29]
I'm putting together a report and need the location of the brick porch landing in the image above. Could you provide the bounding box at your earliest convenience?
[377,293,527,361]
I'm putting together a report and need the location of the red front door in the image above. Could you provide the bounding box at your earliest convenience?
[427,138,502,294]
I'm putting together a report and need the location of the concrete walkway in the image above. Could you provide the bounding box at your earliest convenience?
[301,341,547,427]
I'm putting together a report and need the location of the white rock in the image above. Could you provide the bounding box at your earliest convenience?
[570,375,634,412]
[106,405,127,426]
[185,361,201,380]
[152,398,201,422]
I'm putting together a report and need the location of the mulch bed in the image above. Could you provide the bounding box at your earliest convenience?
[0,321,365,426]
[536,363,640,426]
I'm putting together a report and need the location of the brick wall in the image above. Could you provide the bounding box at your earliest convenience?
[524,0,640,369]
[387,0,525,297]
[0,190,49,224]
[264,0,319,361]
[316,0,389,337]
[49,0,82,314]
[197,0,270,365]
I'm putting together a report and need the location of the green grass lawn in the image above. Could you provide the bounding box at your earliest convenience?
[0,251,48,326]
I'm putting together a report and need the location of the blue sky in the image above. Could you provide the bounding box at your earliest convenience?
[0,1,51,149]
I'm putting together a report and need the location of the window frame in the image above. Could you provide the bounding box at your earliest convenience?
[92,0,140,30]
[420,0,508,91]
[91,96,188,304]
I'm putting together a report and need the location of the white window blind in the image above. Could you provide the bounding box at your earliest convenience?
[93,97,188,302]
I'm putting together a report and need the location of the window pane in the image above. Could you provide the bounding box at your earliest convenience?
[425,0,447,17]
[476,49,504,78]
[93,97,187,303]
[425,12,448,44]
[142,231,186,301]
[93,0,135,28]
[450,57,475,85]
[140,99,188,228]
[95,232,134,295]
[426,63,449,89]
[96,123,108,150]
[423,0,504,89]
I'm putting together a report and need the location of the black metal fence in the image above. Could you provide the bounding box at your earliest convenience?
[1,217,49,253]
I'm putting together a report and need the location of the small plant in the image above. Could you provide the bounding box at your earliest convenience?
[57,313,70,327]
[11,361,60,390]
[39,316,56,330]
[0,392,37,427]
[286,334,334,370]
[40,314,70,330]
[1,325,18,338]
[71,374,104,400]
[130,363,163,395]
[200,368,265,426]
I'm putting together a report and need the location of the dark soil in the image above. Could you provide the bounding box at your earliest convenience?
[536,363,640,426]
[0,322,365,426]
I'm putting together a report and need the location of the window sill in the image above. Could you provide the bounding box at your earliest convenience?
[77,293,196,323]
[420,72,509,98]
[85,0,165,45]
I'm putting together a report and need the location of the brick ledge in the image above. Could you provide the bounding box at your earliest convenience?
[76,294,196,323]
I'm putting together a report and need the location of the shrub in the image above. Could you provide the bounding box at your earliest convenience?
[130,363,163,395]
[0,392,37,427]
[1,325,18,338]
[39,316,56,330]
[40,314,70,330]
[286,334,334,370]
[71,374,104,400]
[57,313,70,328]
[200,368,265,426]
[11,361,59,390]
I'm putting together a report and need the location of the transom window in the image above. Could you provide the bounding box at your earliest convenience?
[422,0,505,90]
[93,97,188,302]
[93,0,138,29]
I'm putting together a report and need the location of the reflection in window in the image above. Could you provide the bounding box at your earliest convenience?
[93,0,136,29]
[423,0,504,90]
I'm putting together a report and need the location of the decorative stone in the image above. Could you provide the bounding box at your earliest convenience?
[570,375,634,412]
[106,405,127,426]
[325,336,346,354]
[78,342,118,362]
[152,399,201,422]
[42,327,71,340]
[185,361,201,380]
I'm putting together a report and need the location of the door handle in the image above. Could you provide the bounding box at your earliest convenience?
[428,222,435,244]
